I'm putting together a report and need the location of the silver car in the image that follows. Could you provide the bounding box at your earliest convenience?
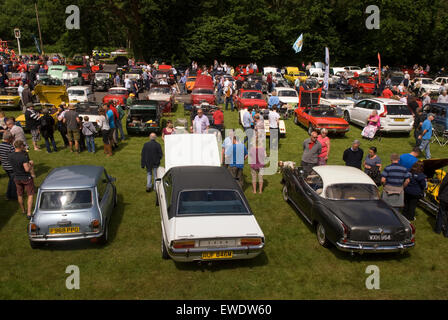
[28,165,117,249]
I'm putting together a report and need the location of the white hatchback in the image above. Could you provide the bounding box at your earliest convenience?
[345,98,414,133]
[67,86,95,104]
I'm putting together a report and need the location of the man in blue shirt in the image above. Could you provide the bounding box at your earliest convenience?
[399,147,421,171]
[267,91,280,109]
[418,113,435,159]
[225,136,248,188]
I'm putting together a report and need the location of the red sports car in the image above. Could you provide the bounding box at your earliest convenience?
[294,104,350,136]
[103,87,129,106]
[234,89,267,110]
[348,74,375,94]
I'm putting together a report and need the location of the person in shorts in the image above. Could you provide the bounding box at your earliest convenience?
[63,105,81,153]
[8,140,35,219]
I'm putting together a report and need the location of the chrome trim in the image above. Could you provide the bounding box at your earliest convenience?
[29,230,103,242]
[170,243,264,254]
[336,241,414,253]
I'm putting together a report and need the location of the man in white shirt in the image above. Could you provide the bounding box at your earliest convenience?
[268,106,280,150]
[437,90,448,103]
[422,92,431,107]
[191,109,210,134]
[17,82,24,107]
[124,77,132,93]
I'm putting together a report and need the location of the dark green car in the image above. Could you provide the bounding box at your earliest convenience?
[126,100,162,134]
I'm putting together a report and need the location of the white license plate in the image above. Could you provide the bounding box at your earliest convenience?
[199,239,236,247]
[369,234,391,241]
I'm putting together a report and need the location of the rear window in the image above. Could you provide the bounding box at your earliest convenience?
[278,90,297,97]
[68,90,85,96]
[386,104,412,115]
[40,190,93,210]
[326,184,379,200]
[177,190,249,216]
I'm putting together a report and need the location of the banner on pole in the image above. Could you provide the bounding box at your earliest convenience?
[32,34,42,54]
[292,34,303,53]
[323,47,330,91]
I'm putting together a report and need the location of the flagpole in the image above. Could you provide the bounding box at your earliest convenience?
[35,1,44,55]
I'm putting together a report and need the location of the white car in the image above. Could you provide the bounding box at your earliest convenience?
[344,98,414,133]
[155,134,265,262]
[345,66,362,72]
[434,77,448,90]
[274,87,299,107]
[67,86,95,104]
[414,77,442,94]
[320,90,355,111]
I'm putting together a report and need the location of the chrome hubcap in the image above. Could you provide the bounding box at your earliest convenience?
[317,224,325,244]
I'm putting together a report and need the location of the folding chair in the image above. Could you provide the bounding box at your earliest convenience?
[431,130,448,146]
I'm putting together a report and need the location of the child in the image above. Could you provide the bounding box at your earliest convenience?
[82,116,97,153]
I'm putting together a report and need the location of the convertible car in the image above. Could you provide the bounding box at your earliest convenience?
[418,158,448,215]
[234,89,267,110]
[293,104,349,136]
[281,165,415,254]
[155,134,265,262]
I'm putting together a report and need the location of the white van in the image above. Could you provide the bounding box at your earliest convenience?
[67,86,95,104]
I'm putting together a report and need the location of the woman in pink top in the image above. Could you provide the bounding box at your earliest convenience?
[362,110,381,140]
[317,128,330,165]
[249,137,266,194]
[162,120,175,140]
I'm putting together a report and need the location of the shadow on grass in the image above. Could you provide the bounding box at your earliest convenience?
[0,197,18,232]
[173,251,269,271]
[34,162,52,178]
[31,193,126,251]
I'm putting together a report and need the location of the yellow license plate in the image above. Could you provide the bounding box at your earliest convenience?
[49,227,80,234]
[202,251,233,260]
[394,118,405,122]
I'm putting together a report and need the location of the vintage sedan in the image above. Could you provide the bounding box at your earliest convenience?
[0,87,21,110]
[234,89,267,110]
[103,87,129,106]
[147,85,175,114]
[155,134,265,262]
[293,104,349,136]
[127,100,162,134]
[28,165,117,248]
[93,72,113,92]
[281,165,415,254]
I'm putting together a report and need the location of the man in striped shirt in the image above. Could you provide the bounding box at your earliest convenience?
[381,153,411,209]
[0,131,17,200]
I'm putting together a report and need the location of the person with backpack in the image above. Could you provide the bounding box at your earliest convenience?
[40,108,57,153]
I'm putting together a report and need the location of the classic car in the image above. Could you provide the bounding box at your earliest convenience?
[103,87,129,106]
[126,100,162,134]
[345,98,414,133]
[185,76,197,93]
[155,134,265,262]
[67,86,95,105]
[275,87,299,108]
[62,70,84,88]
[281,165,415,254]
[33,83,69,106]
[414,77,442,94]
[348,74,375,94]
[284,67,307,84]
[147,85,175,114]
[320,90,355,111]
[47,65,68,80]
[16,103,58,130]
[191,75,215,106]
[234,89,267,110]
[434,77,448,90]
[0,87,21,110]
[293,104,350,136]
[93,72,113,92]
[28,165,117,248]
[418,159,448,215]
[5,72,21,87]
[75,102,102,130]
[245,74,268,93]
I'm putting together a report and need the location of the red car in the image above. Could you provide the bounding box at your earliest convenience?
[5,73,22,87]
[191,75,215,106]
[348,74,375,94]
[103,87,129,106]
[67,64,85,71]
[234,89,267,110]
[294,104,350,136]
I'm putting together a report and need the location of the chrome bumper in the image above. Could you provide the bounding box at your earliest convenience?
[169,244,265,262]
[336,241,414,253]
[29,230,103,242]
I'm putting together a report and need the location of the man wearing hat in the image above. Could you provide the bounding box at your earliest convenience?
[24,102,42,151]
[127,93,135,108]
[418,113,435,159]
[63,104,81,153]
[343,140,364,169]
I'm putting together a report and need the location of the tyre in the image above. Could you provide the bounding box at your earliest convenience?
[343,111,350,123]
[161,237,170,260]
[316,222,331,248]
[29,240,43,249]
[98,220,109,245]
[282,184,289,202]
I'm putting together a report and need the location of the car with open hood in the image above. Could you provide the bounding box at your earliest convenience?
[126,100,162,134]
[191,75,215,106]
[281,165,415,254]
[155,134,265,262]
[102,87,129,106]
[147,85,174,114]
[28,165,117,248]
[33,83,69,106]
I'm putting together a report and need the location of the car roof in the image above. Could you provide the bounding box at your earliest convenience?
[67,86,90,90]
[41,165,104,190]
[313,165,375,187]
[362,97,407,105]
[275,87,296,91]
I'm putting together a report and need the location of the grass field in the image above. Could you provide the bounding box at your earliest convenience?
[1,102,448,300]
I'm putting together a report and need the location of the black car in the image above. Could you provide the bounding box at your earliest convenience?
[281,165,415,254]
[93,72,113,92]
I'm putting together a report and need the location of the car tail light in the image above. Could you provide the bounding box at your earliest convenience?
[240,238,262,246]
[30,223,38,234]
[410,223,415,243]
[91,219,100,231]
[172,240,195,249]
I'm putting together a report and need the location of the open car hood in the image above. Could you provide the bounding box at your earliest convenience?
[33,84,69,105]
[421,159,448,178]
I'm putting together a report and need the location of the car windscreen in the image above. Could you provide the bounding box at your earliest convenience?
[109,89,128,95]
[39,190,93,210]
[187,77,196,81]
[62,72,78,79]
[150,88,170,95]
[386,104,412,115]
[192,88,214,95]
[326,92,346,99]
[130,108,157,116]
[177,190,249,215]
[359,77,374,83]
[95,73,109,80]
[278,90,297,97]
[421,79,433,84]
[309,107,338,117]
[68,90,85,96]
[325,184,379,200]
[242,92,262,99]
[11,73,21,78]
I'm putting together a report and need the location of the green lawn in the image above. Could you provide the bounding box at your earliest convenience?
[1,103,448,300]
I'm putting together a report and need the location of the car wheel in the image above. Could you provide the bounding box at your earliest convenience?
[343,111,350,123]
[282,185,289,202]
[29,240,43,249]
[99,220,109,245]
[316,222,331,248]
[308,124,314,135]
[161,237,170,260]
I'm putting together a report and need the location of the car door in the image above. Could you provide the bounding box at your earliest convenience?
[298,170,323,222]
[351,100,367,125]
[160,173,173,242]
